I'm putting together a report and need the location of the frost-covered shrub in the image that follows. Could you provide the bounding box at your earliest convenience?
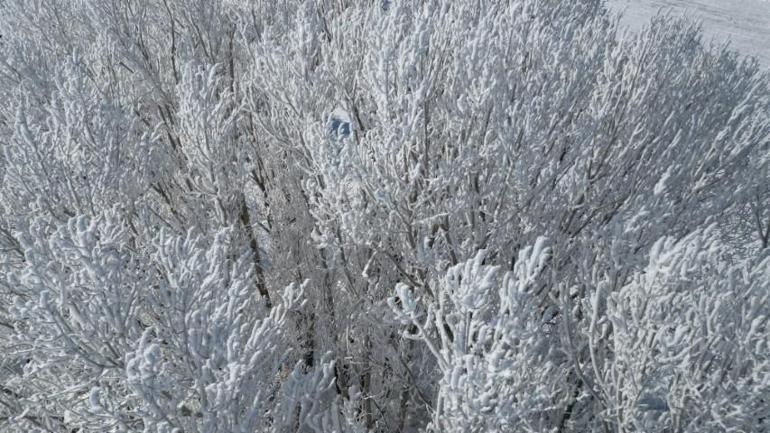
[0,0,768,431]
[604,228,770,432]
[390,243,572,433]
[4,210,304,431]
[393,233,769,432]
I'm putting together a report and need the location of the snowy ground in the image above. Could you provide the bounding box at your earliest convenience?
[609,0,770,68]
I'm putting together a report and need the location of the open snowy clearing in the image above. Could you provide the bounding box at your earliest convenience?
[609,0,770,67]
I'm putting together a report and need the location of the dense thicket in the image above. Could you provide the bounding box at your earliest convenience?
[0,0,768,432]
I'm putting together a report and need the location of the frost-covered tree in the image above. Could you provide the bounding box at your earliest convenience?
[0,0,768,431]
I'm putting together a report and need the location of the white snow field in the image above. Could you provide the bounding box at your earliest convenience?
[609,0,770,67]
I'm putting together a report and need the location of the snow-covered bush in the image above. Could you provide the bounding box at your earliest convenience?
[603,228,770,432]
[0,0,768,431]
[4,209,303,431]
[390,243,572,433]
